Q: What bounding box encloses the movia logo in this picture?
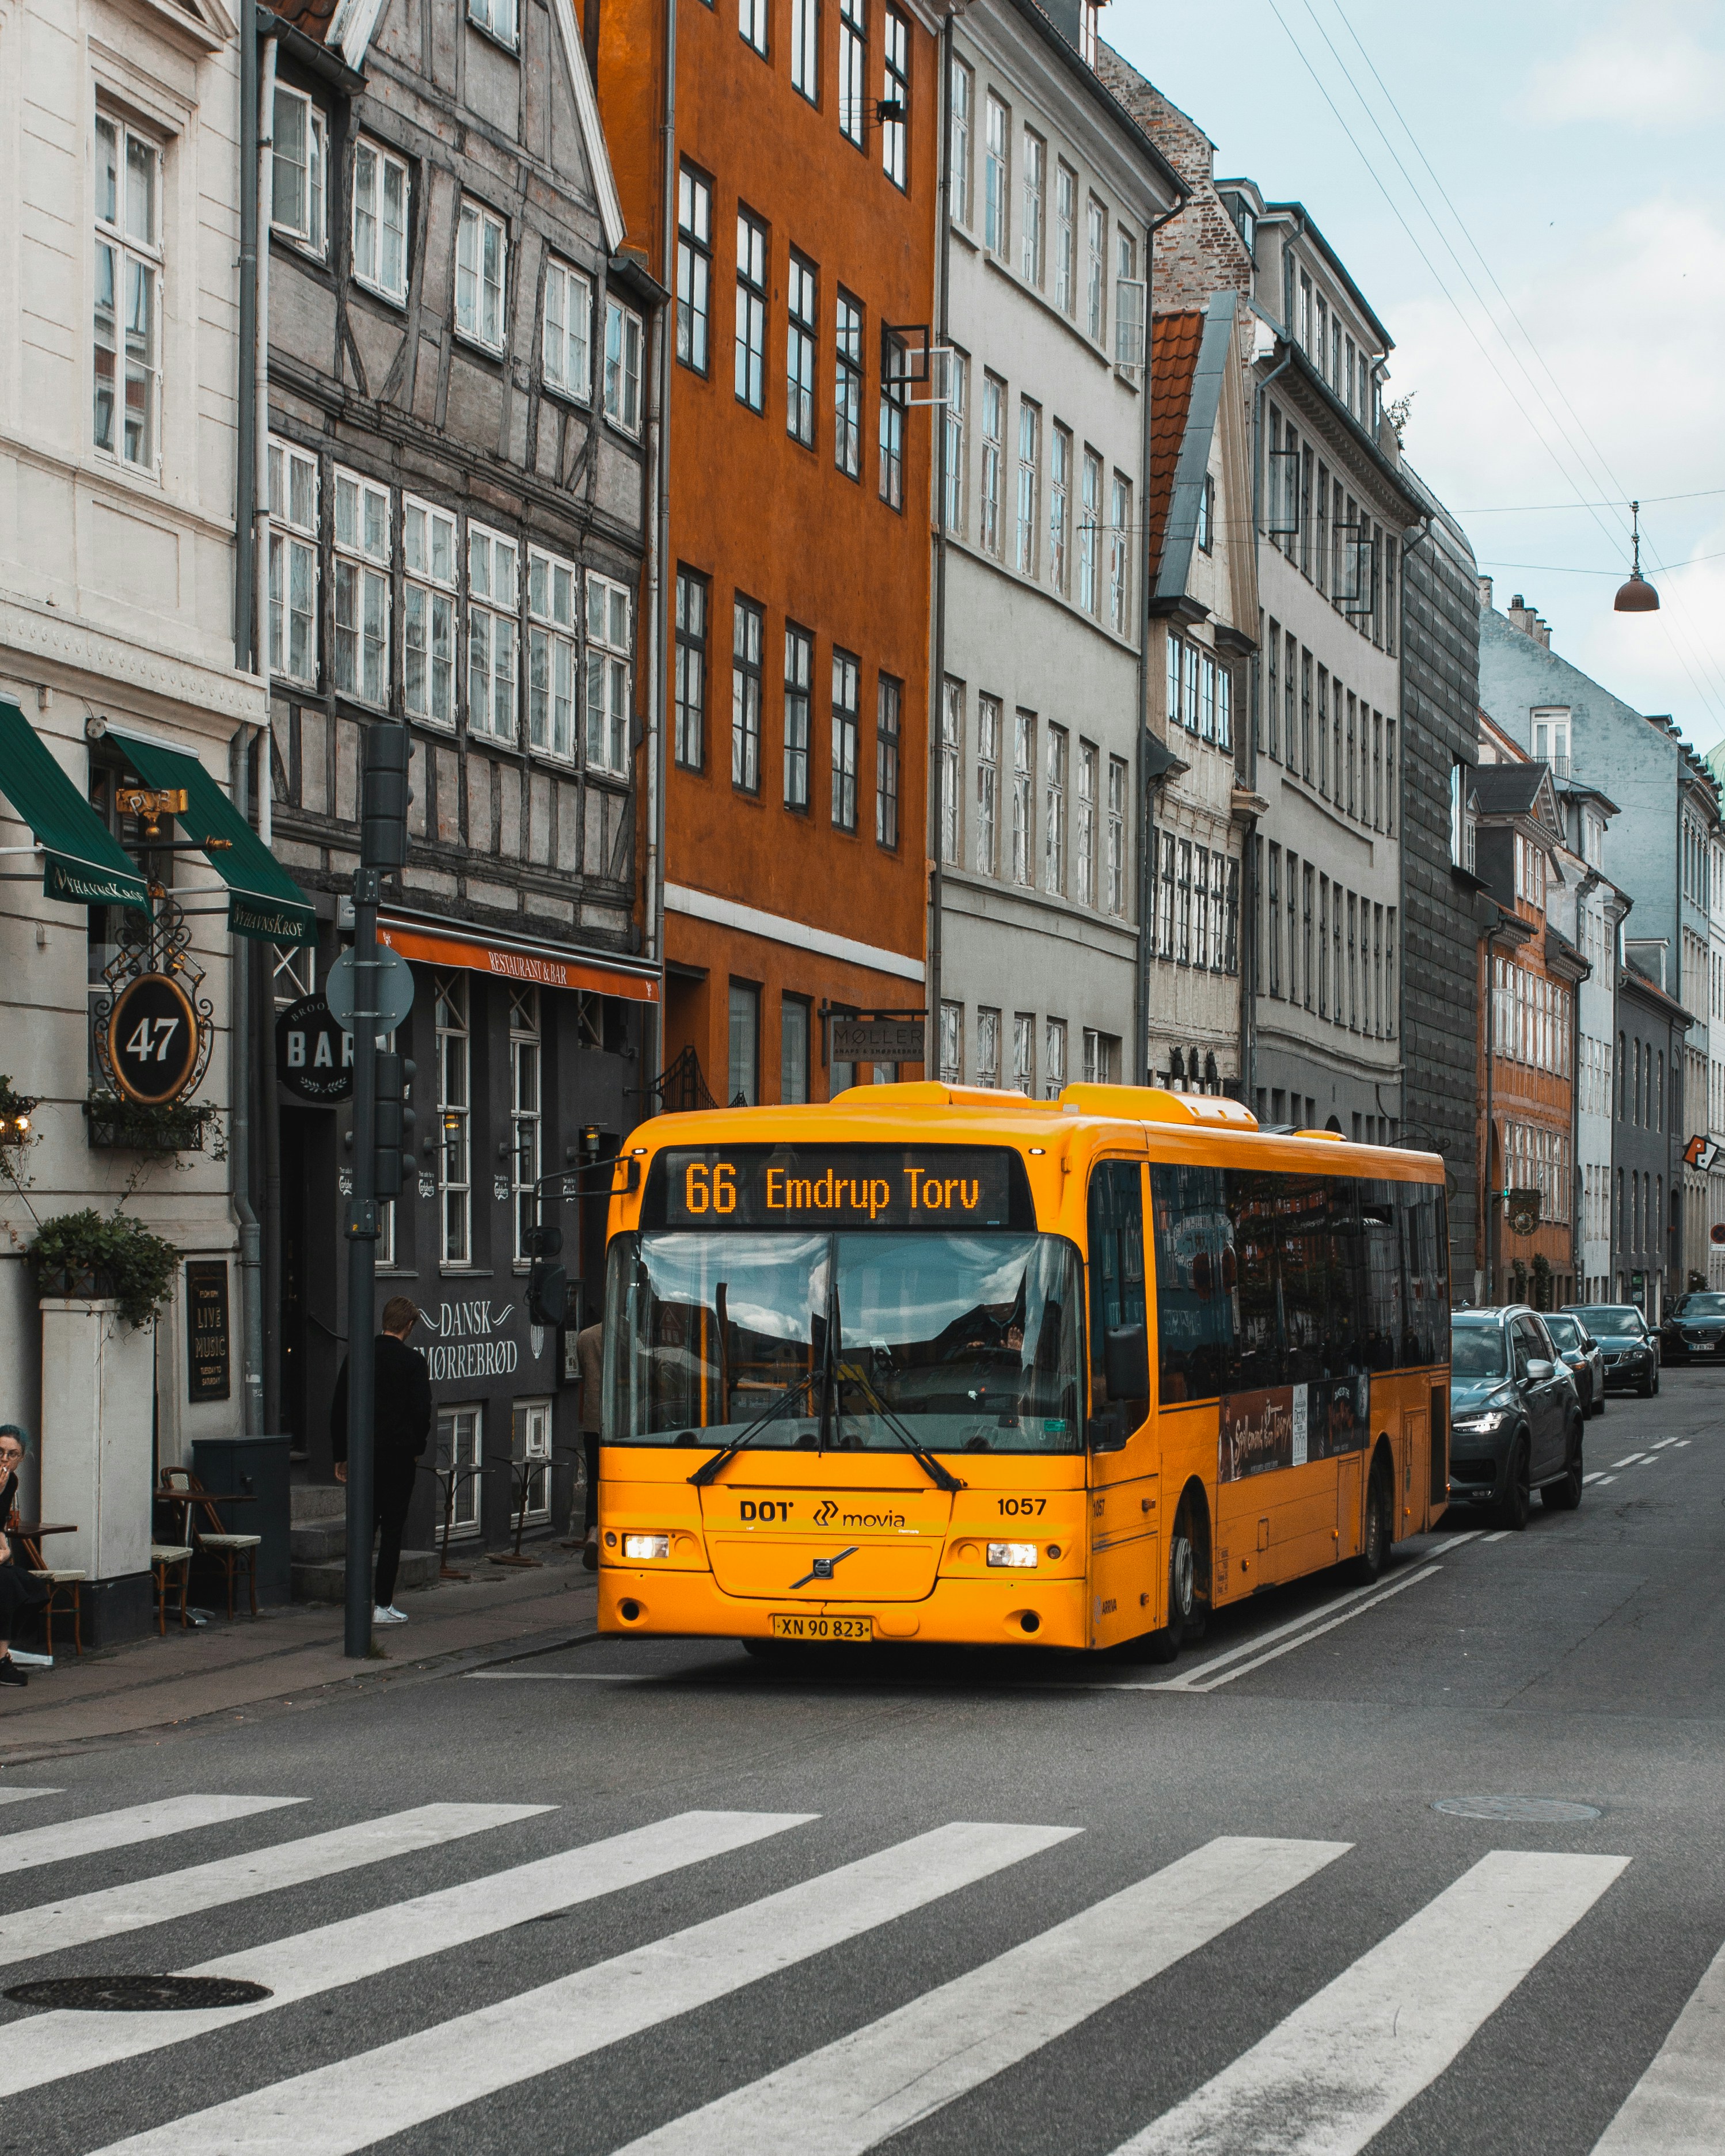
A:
[814,1500,838,1525]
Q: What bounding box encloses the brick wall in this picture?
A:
[1096,47,1252,310]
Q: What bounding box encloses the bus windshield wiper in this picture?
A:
[687,1367,820,1486]
[834,1358,964,1493]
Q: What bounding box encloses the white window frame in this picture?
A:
[980,372,1004,557]
[439,1405,484,1534]
[1110,473,1132,634]
[436,974,472,1269]
[949,60,972,227]
[1013,1012,1035,1095]
[605,295,644,434]
[943,347,968,536]
[1043,721,1066,896]
[940,678,963,865]
[984,96,1009,259]
[1048,421,1070,594]
[542,256,592,403]
[1016,396,1040,577]
[1021,128,1045,287]
[977,1006,1001,1088]
[1079,447,1101,615]
[1054,161,1077,317]
[351,138,409,303]
[469,0,520,52]
[1044,1017,1066,1101]
[467,521,520,743]
[268,436,319,687]
[271,85,326,256]
[455,199,508,353]
[1086,195,1107,346]
[527,545,580,762]
[586,571,633,777]
[332,466,392,708]
[404,495,458,727]
[1077,739,1096,907]
[93,111,164,473]
[1107,755,1127,917]
[1012,708,1034,888]
[976,693,1000,877]
[512,1398,553,1525]
[510,986,541,1266]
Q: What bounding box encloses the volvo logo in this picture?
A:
[789,1545,859,1589]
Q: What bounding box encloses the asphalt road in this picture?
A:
[5,1370,1723,2156]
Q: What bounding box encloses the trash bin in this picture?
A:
[190,1434,292,1606]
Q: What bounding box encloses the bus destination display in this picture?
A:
[652,1146,1023,1229]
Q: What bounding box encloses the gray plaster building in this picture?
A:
[254,0,661,1550]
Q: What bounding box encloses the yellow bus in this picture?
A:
[596,1081,1450,1660]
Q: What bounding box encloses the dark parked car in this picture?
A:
[1541,1310,1605,1417]
[1659,1290,1725,1364]
[1563,1303,1660,1397]
[1449,1306,1585,1528]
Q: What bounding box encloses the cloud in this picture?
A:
[1525,7,1725,127]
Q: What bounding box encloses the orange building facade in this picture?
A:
[598,0,941,1105]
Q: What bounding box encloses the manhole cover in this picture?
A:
[2,1975,272,2012]
[1433,1796,1602,1823]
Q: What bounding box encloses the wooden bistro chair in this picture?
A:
[159,1467,261,1619]
[18,1531,85,1659]
[150,1541,193,1634]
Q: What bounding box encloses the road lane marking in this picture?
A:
[464,1671,653,1682]
[1595,1475,1618,1486]
[1651,1438,1682,1450]
[1139,1565,1443,1694]
[8,1809,814,2098]
[1584,1473,1606,1485]
[1481,1531,1510,1542]
[0,1785,60,1807]
[1612,1454,1646,1468]
[91,1821,1080,2156]
[0,1803,550,1968]
[1427,1531,1484,1557]
[1591,1934,1725,2155]
[612,1836,1350,2156]
[2,1795,301,1879]
[1111,1850,1628,2156]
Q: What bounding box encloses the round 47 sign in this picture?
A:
[107,974,200,1106]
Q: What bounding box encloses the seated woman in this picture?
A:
[0,1424,49,1689]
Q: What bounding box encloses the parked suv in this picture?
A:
[1564,1303,1660,1397]
[1659,1290,1725,1364]
[1541,1310,1605,1417]
[1449,1306,1585,1528]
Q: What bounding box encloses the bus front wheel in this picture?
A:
[1347,1459,1394,1585]
[1145,1507,1198,1663]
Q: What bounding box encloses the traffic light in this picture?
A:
[527,1259,568,1327]
[361,723,411,869]
[374,1054,416,1195]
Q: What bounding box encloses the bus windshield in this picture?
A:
[606,1229,1084,1454]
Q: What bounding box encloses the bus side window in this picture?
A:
[1149,1162,1232,1402]
[1087,1162,1148,1443]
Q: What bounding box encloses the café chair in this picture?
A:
[150,1542,194,1634]
[159,1467,261,1619]
[20,1531,85,1659]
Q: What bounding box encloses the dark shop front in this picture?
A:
[274,910,656,1556]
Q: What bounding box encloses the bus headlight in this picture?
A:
[623,1533,671,1561]
[987,1541,1038,1568]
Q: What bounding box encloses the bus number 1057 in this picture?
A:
[997,1498,1046,1516]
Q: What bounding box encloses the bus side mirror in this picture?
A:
[1104,1324,1150,1403]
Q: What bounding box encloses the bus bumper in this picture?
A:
[599,1567,1092,1651]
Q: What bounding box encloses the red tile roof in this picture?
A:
[263,0,341,44]
[1148,309,1204,582]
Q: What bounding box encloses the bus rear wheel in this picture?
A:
[1347,1459,1393,1585]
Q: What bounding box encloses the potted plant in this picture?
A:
[29,1209,180,1329]
[83,1091,216,1155]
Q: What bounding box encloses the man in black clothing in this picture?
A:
[331,1296,432,1625]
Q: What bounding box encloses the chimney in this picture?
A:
[1507,593,1551,649]
[1476,573,1493,613]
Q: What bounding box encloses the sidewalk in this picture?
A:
[0,1545,599,1765]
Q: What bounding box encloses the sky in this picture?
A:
[1107,0,1725,760]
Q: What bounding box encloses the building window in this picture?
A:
[876,676,901,848]
[1158,831,1176,955]
[539,258,592,403]
[1079,449,1101,615]
[455,200,508,352]
[786,253,818,447]
[587,573,633,775]
[332,468,390,706]
[735,210,767,412]
[740,0,769,57]
[94,113,163,468]
[1200,651,1216,743]
[784,623,811,808]
[984,96,1009,257]
[1192,845,1209,969]
[267,438,319,686]
[976,693,1000,876]
[835,290,863,478]
[1013,1013,1035,1095]
[435,974,471,1267]
[508,987,541,1263]
[939,1001,962,1085]
[1048,422,1071,594]
[839,0,867,147]
[1021,130,1045,286]
[1268,845,1282,995]
[731,596,763,793]
[438,1405,483,1533]
[352,139,409,302]
[979,374,1005,556]
[1053,161,1077,317]
[940,678,963,864]
[944,348,968,534]
[1109,474,1132,634]
[674,568,708,770]
[782,995,811,1102]
[1533,706,1571,774]
[1083,1029,1117,1085]
[1012,709,1035,887]
[791,0,819,101]
[1218,664,1233,750]
[1115,227,1143,372]
[1196,471,1214,553]
[676,165,712,374]
[1044,1017,1067,1100]
[879,331,906,508]
[1042,723,1067,896]
[1086,195,1107,345]
[469,0,519,48]
[271,87,325,255]
[882,9,909,189]
[831,649,860,829]
[976,1007,1001,1088]
[950,61,972,226]
[1076,740,1096,907]
[526,547,579,761]
[605,298,643,432]
[404,497,456,725]
[728,982,759,1105]
[512,1398,552,1526]
[1108,756,1127,917]
[467,524,519,742]
[1016,399,1040,576]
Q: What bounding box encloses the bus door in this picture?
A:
[1086,1159,1160,1649]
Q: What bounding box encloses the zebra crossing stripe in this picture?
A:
[0,1785,60,1807]
[1110,1850,1628,2156]
[3,1794,301,1878]
[13,1808,813,2102]
[91,1820,1078,2156]
[614,1835,1350,2156]
[1591,1936,1725,2155]
[0,1802,550,1968]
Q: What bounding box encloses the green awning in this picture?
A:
[117,734,316,946]
[0,700,151,911]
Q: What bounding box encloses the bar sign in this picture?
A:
[185,1259,231,1404]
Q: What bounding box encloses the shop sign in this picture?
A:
[107,973,202,1106]
[1507,1188,1541,1237]
[830,1016,925,1063]
[423,1296,552,1384]
[184,1259,231,1403]
[275,995,353,1103]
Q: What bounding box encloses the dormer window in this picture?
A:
[1533,708,1570,777]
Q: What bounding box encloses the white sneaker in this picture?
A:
[373,1604,407,1626]
[385,1604,409,1624]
